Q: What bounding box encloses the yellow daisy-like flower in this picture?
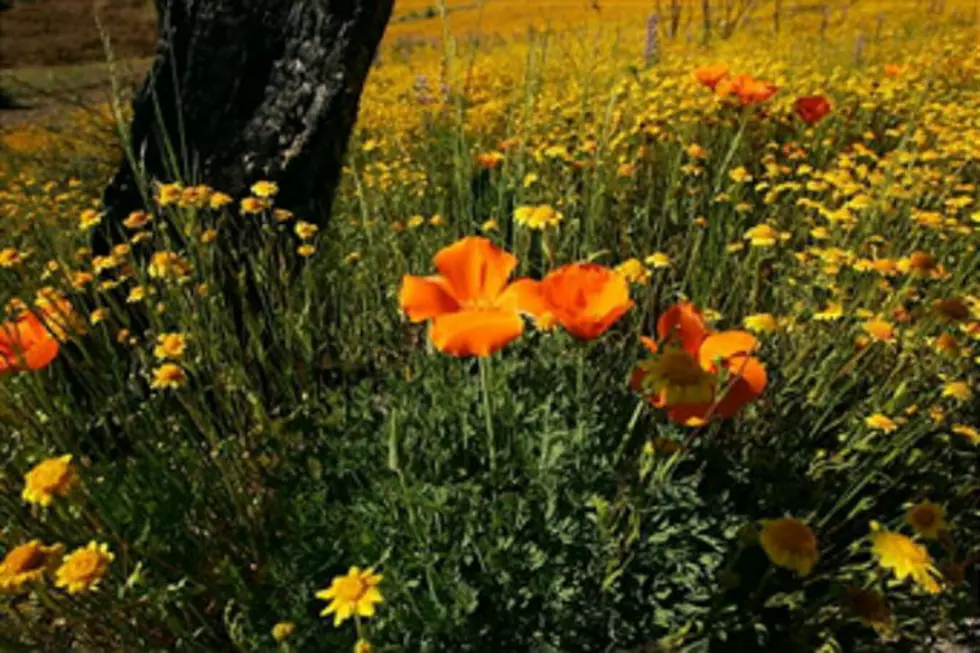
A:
[942,380,972,402]
[241,197,272,214]
[845,587,891,632]
[209,192,234,210]
[22,455,76,507]
[54,542,114,594]
[743,313,778,333]
[79,209,102,231]
[813,302,843,321]
[615,258,651,284]
[869,524,942,594]
[933,298,970,322]
[728,167,753,183]
[864,413,897,433]
[951,424,979,445]
[315,566,383,627]
[743,223,789,247]
[759,517,820,577]
[636,345,716,407]
[354,640,374,653]
[123,211,152,230]
[0,248,26,268]
[297,244,317,258]
[294,221,319,240]
[906,502,946,540]
[406,215,425,229]
[156,183,183,206]
[250,180,279,198]
[273,208,294,223]
[644,252,672,269]
[90,308,110,325]
[271,621,295,642]
[862,319,895,343]
[513,204,563,230]
[148,251,191,282]
[153,333,187,360]
[0,540,65,594]
[126,286,146,304]
[151,363,187,390]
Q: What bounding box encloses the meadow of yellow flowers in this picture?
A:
[0,0,978,651]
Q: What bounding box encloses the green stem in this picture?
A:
[478,358,496,473]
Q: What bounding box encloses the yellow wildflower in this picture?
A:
[251,180,279,197]
[865,413,897,433]
[151,363,187,390]
[153,333,187,360]
[55,542,113,594]
[22,455,76,507]
[906,502,946,540]
[759,517,819,577]
[0,540,64,594]
[869,524,942,594]
[315,567,384,627]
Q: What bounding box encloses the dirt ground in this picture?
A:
[0,0,157,69]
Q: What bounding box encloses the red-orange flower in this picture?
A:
[794,95,832,124]
[694,64,730,90]
[0,310,62,375]
[716,74,778,106]
[534,263,634,340]
[883,64,902,77]
[398,237,540,357]
[631,303,766,425]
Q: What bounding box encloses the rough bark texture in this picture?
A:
[97,0,394,252]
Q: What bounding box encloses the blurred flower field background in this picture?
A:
[1,0,979,651]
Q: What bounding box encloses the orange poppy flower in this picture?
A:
[631,303,766,425]
[0,312,61,374]
[716,74,778,106]
[534,263,634,340]
[398,237,540,357]
[694,64,730,90]
[794,95,832,124]
[883,64,902,77]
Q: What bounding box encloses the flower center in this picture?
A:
[334,576,367,602]
[7,547,45,573]
[660,349,706,384]
[67,553,100,578]
[913,509,935,527]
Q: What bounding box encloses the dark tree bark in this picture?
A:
[96,0,394,253]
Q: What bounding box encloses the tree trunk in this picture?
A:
[96,0,394,253]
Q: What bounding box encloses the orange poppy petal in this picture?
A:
[666,402,714,426]
[428,309,523,357]
[639,336,658,354]
[497,278,546,317]
[562,300,634,340]
[23,336,60,371]
[656,302,709,355]
[433,237,517,303]
[399,275,460,322]
[0,315,60,372]
[715,355,767,418]
[698,330,759,370]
